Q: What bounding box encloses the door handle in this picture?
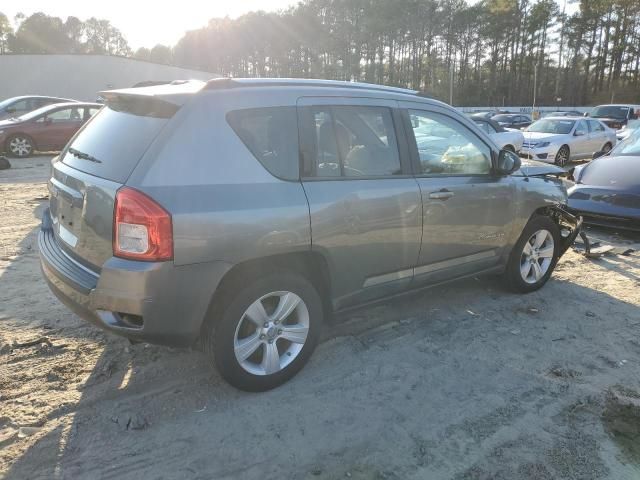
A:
[429,189,454,200]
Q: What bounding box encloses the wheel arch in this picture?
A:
[204,251,334,327]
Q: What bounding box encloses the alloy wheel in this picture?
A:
[8,136,32,157]
[520,229,555,284]
[555,146,569,167]
[233,291,310,376]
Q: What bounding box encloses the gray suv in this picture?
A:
[39,79,581,391]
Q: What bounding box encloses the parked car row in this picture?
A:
[0,95,101,157]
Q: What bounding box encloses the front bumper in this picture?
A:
[39,209,232,347]
[550,205,583,256]
[519,144,560,163]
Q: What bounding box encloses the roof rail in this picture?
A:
[204,77,419,95]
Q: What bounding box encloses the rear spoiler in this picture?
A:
[99,79,207,111]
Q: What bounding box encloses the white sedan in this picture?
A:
[470,116,524,152]
[520,117,616,166]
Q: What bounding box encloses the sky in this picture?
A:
[4,0,579,51]
[2,0,299,49]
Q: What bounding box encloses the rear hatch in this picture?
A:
[48,90,187,270]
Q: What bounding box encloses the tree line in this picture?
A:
[2,1,640,107]
[0,12,130,57]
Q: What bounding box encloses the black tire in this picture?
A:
[503,144,515,152]
[504,215,561,293]
[554,145,570,167]
[203,271,323,392]
[602,142,612,154]
[6,134,34,158]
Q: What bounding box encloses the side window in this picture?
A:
[474,121,490,134]
[10,99,29,113]
[303,105,402,177]
[409,110,492,175]
[46,107,83,122]
[226,107,299,180]
[476,121,497,135]
[88,108,101,118]
[575,120,587,135]
[589,120,604,132]
[33,99,51,109]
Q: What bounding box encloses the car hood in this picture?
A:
[0,118,23,129]
[514,158,565,177]
[523,132,566,142]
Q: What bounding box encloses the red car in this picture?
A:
[0,102,101,157]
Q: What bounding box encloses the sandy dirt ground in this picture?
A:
[2,156,640,480]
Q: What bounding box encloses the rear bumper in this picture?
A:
[39,210,232,347]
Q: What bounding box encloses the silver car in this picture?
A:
[39,79,581,391]
[520,116,616,166]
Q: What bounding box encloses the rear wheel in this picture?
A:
[504,216,560,293]
[6,135,34,158]
[602,142,612,154]
[503,144,515,152]
[554,145,570,167]
[203,271,323,391]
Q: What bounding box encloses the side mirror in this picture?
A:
[496,149,521,175]
[583,112,589,117]
[574,130,585,136]
[592,150,607,159]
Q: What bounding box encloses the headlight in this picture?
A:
[536,141,551,148]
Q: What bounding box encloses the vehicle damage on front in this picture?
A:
[514,158,583,256]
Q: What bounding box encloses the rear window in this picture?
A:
[61,99,175,183]
[226,107,299,180]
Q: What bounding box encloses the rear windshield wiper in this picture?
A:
[68,147,102,164]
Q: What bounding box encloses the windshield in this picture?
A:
[527,119,575,134]
[0,97,21,110]
[590,105,629,119]
[611,129,640,156]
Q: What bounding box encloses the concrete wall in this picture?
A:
[0,54,219,101]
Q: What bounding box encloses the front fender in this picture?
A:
[509,176,581,257]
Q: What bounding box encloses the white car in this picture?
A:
[471,117,524,152]
[520,117,616,166]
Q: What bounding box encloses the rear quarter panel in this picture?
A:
[127,90,312,267]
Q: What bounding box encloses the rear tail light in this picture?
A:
[113,187,173,261]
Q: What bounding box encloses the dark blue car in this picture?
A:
[568,130,640,230]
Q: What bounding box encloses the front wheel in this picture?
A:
[602,142,612,154]
[554,145,570,167]
[6,134,34,158]
[504,216,560,293]
[203,271,323,391]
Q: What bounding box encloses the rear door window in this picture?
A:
[226,107,299,180]
[46,107,83,122]
[61,99,175,183]
[301,105,402,177]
